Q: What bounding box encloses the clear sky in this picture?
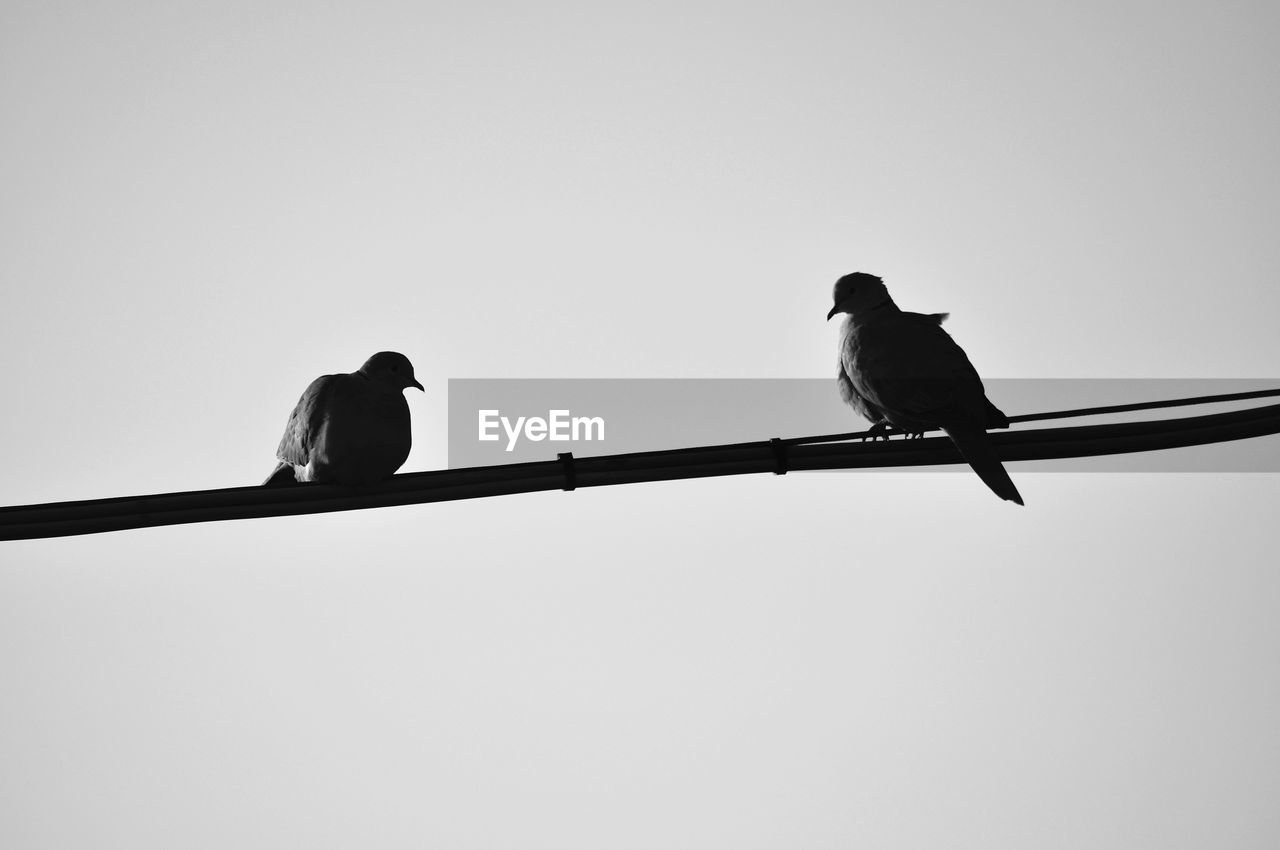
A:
[3,2,1280,847]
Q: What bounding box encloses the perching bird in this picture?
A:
[828,272,1023,505]
[263,351,424,486]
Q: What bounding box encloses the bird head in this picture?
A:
[827,272,892,320]
[360,351,425,392]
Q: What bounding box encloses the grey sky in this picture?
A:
[3,2,1279,847]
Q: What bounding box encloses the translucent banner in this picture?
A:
[447,379,1280,472]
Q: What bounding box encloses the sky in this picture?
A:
[3,1,1280,847]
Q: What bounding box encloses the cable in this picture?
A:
[787,387,1280,446]
[3,393,1279,541]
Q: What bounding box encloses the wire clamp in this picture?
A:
[557,452,577,491]
[770,438,788,475]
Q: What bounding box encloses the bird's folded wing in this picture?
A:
[275,374,337,465]
[904,311,949,325]
[855,318,986,420]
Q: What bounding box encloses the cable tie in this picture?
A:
[557,452,577,491]
[770,438,788,475]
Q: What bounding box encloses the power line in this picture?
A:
[3,393,1279,541]
[788,387,1280,445]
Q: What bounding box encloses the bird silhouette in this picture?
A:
[828,272,1023,505]
[263,351,424,486]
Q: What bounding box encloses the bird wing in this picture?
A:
[983,396,1010,429]
[849,313,987,426]
[904,311,950,325]
[275,374,338,466]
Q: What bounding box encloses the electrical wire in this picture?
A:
[3,391,1279,541]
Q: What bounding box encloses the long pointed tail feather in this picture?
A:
[941,423,1024,505]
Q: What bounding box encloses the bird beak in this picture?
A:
[411,379,425,392]
[826,305,839,321]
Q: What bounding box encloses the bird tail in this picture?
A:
[262,462,300,487]
[941,423,1024,505]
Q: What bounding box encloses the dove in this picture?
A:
[828,272,1023,505]
[263,351,424,486]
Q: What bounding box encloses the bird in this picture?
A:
[263,351,424,486]
[828,272,1023,505]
